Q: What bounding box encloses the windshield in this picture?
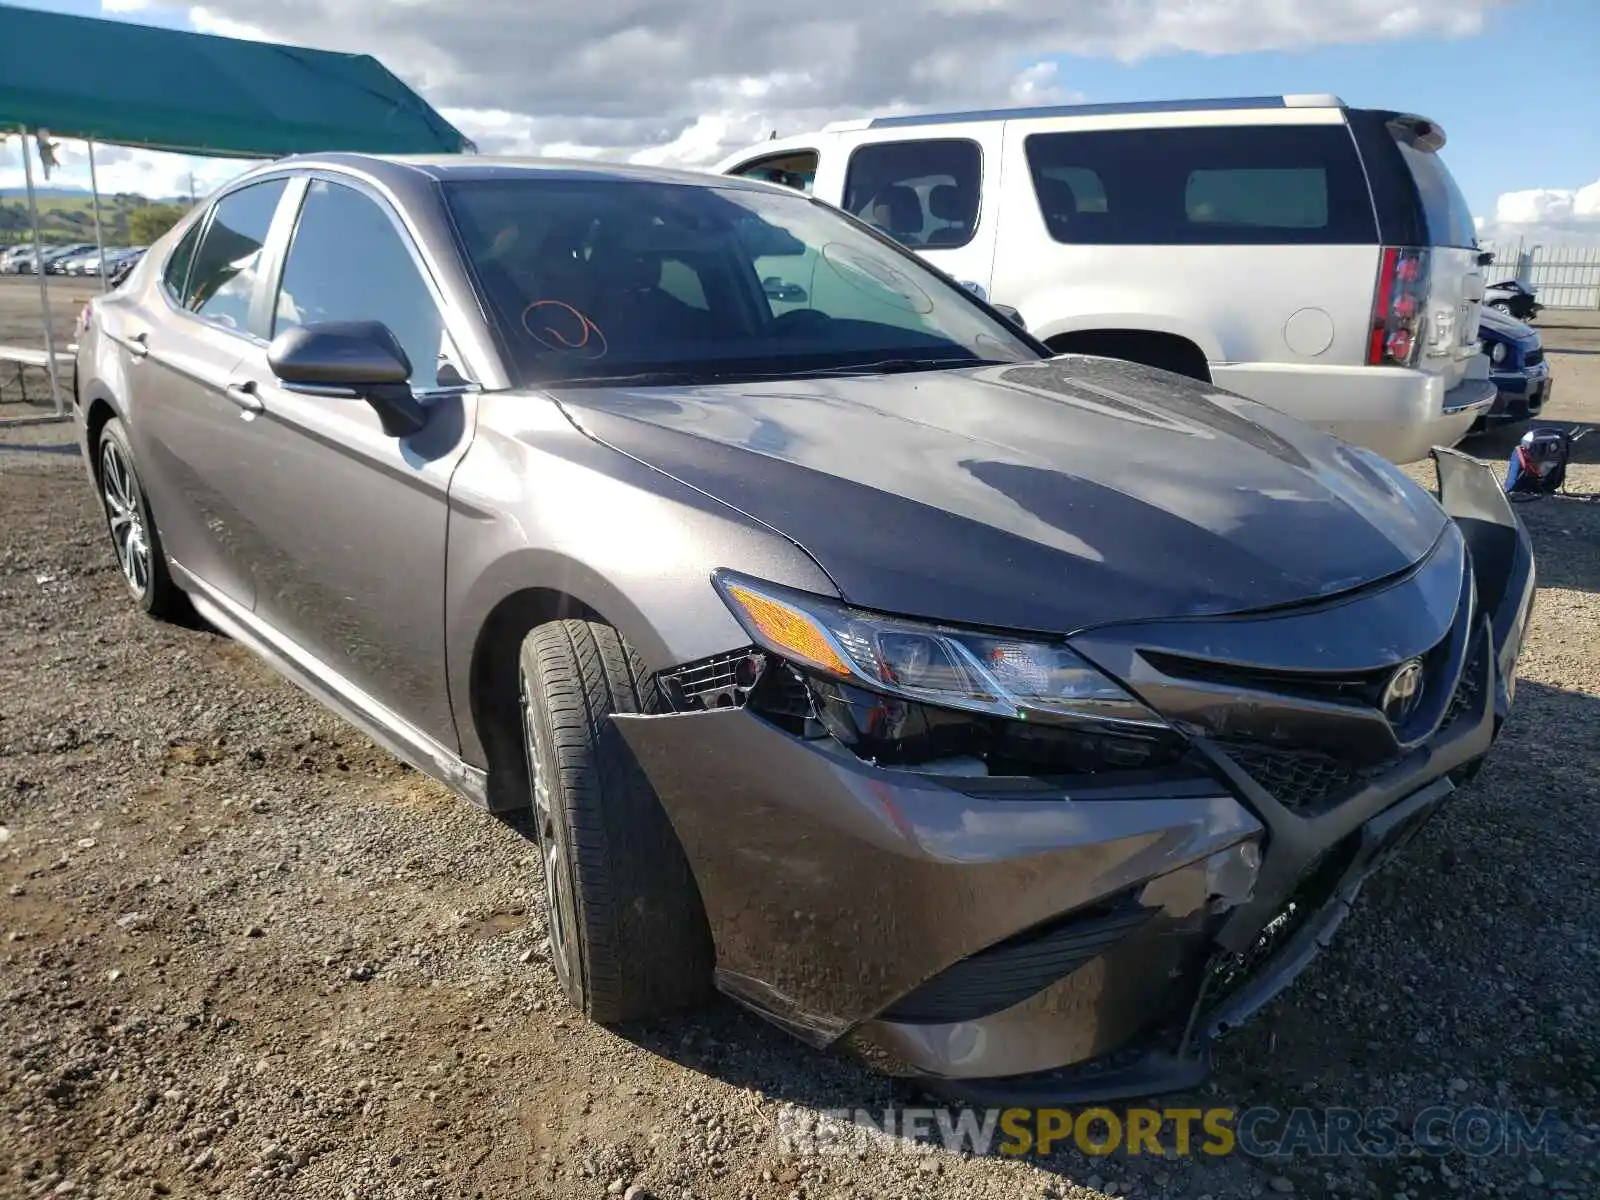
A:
[442,177,1042,386]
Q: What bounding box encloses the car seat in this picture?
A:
[925,182,978,247]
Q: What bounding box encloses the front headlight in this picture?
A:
[713,570,1165,729]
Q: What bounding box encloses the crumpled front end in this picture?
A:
[614,452,1534,1102]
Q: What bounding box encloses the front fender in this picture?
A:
[444,397,839,766]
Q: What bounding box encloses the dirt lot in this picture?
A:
[2,276,1597,1199]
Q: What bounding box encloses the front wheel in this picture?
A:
[517,619,714,1023]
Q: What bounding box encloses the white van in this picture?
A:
[715,95,1495,463]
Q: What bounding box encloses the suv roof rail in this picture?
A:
[822,93,1346,132]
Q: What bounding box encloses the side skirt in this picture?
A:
[170,561,490,808]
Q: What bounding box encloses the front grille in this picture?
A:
[1524,348,1544,368]
[1142,652,1392,709]
[659,649,766,712]
[1216,742,1376,814]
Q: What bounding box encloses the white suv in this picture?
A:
[715,95,1495,463]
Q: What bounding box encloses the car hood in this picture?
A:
[1477,304,1538,346]
[551,356,1449,634]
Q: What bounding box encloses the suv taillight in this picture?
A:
[1368,247,1430,367]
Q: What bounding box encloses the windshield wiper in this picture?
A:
[537,370,715,388]
[785,357,1003,378]
[537,358,1004,389]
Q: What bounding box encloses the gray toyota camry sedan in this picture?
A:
[73,154,1536,1102]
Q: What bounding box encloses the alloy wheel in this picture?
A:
[99,437,151,598]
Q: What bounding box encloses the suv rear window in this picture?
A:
[1023,125,1377,246]
[1393,140,1477,249]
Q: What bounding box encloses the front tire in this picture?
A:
[96,417,183,619]
[517,619,714,1023]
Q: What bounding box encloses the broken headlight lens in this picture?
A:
[713,570,1165,729]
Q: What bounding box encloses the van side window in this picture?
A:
[727,150,818,195]
[842,139,982,249]
[1024,126,1377,246]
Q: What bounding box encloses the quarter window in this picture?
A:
[841,139,982,250]
[273,180,449,391]
[185,178,288,333]
[161,220,201,306]
[726,150,819,195]
[1023,126,1377,245]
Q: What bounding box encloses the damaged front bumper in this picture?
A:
[614,451,1535,1102]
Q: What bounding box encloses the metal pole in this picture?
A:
[19,125,64,415]
[87,135,108,291]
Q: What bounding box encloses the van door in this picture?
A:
[831,125,1003,298]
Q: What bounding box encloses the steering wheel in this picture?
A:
[770,308,832,337]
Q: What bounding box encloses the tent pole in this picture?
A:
[88,136,108,292]
[18,125,64,415]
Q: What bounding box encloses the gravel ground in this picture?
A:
[2,281,1598,1199]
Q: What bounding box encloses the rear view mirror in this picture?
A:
[267,320,427,439]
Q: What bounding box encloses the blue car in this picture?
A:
[1473,305,1551,431]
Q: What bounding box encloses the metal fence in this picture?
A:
[1478,240,1600,309]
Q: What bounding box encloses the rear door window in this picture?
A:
[185,178,288,334]
[842,139,982,249]
[1023,125,1377,245]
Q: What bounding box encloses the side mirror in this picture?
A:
[993,303,1026,332]
[267,320,428,439]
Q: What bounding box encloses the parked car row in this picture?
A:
[58,245,147,276]
[1473,304,1550,431]
[0,242,146,275]
[73,142,1535,1103]
[716,94,1500,464]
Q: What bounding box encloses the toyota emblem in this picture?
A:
[1381,659,1425,725]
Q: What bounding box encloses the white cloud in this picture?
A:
[23,0,1508,214]
[1477,178,1600,249]
[154,0,1506,166]
[1494,181,1600,226]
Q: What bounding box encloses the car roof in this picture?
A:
[820,93,1347,132]
[251,152,766,194]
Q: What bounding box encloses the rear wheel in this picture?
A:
[517,619,714,1023]
[96,417,183,619]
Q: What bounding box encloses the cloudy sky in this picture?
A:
[2,0,1597,248]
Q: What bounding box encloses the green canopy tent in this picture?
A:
[0,4,473,415]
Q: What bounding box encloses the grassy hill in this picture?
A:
[0,189,194,248]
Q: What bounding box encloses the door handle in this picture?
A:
[223,379,264,415]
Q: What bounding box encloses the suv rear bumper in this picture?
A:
[1213,360,1497,464]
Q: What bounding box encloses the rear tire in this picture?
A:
[96,417,183,620]
[517,619,714,1023]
